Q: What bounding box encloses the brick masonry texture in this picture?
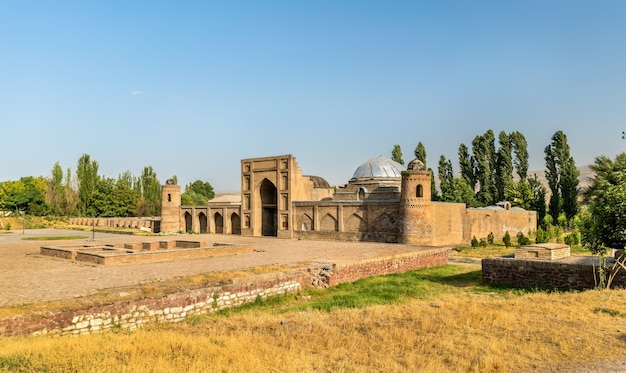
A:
[482,256,626,289]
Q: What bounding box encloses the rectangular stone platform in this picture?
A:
[515,243,570,260]
[41,240,252,265]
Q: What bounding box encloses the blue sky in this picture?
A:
[2,1,626,192]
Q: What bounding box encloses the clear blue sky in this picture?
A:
[2,1,626,192]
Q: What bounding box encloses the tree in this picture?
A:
[437,155,454,200]
[510,131,529,181]
[88,177,135,217]
[437,155,475,205]
[544,131,579,222]
[76,154,99,216]
[182,180,215,205]
[472,130,497,206]
[581,184,626,255]
[528,174,547,225]
[495,131,513,202]
[458,143,476,192]
[47,161,65,215]
[582,153,626,203]
[136,166,161,216]
[414,142,427,167]
[0,177,49,216]
[391,144,404,165]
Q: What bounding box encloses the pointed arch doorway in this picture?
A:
[260,178,277,236]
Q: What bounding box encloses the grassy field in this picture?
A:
[1,265,625,372]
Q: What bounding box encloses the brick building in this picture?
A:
[163,154,536,246]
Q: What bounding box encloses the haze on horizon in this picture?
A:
[2,1,625,192]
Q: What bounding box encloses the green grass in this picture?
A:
[454,242,592,258]
[219,265,484,316]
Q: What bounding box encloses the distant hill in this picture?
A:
[529,165,593,194]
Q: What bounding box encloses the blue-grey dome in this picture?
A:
[352,157,406,179]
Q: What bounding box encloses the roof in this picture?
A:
[351,157,406,179]
[305,175,331,188]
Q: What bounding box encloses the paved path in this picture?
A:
[0,229,442,307]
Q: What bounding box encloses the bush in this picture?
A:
[503,232,511,248]
[535,227,548,244]
[564,230,580,246]
[487,232,494,244]
[517,232,531,246]
[479,238,487,247]
[471,236,479,247]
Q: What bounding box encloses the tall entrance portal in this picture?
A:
[260,179,277,236]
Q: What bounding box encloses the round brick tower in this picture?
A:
[160,179,181,233]
[400,159,433,245]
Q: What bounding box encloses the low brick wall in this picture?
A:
[0,272,309,337]
[327,249,448,286]
[482,256,626,289]
[0,248,448,338]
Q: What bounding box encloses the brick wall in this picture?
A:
[327,249,448,286]
[482,257,626,289]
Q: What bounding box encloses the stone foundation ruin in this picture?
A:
[482,244,626,289]
[40,240,252,265]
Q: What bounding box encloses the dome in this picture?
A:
[351,157,406,179]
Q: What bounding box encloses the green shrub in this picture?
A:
[535,227,548,244]
[487,232,494,244]
[479,238,487,248]
[564,230,580,246]
[503,232,511,248]
[471,236,479,247]
[517,232,531,246]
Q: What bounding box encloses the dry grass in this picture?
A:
[1,266,626,372]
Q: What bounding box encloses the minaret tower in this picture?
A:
[400,159,433,245]
[160,179,181,233]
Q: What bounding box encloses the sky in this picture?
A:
[2,1,626,192]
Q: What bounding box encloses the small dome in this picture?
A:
[407,159,425,171]
[352,157,406,179]
[305,175,331,188]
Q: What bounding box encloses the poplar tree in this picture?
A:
[137,166,161,216]
[391,145,404,165]
[438,155,453,200]
[544,130,579,222]
[458,143,476,191]
[495,131,513,202]
[76,153,99,216]
[414,142,427,167]
[472,130,497,206]
[510,131,529,181]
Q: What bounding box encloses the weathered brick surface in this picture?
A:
[482,257,626,289]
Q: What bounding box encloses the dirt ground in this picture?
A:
[0,229,433,307]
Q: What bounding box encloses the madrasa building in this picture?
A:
[160,154,536,246]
